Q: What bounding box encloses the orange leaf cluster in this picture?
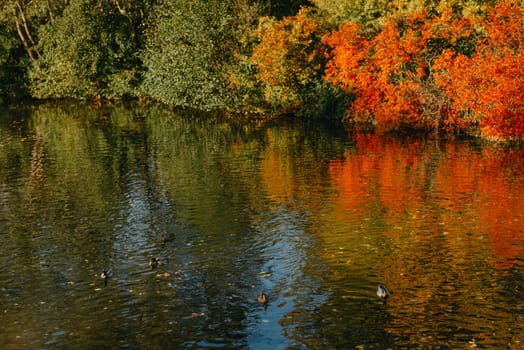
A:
[434,2,524,140]
[323,1,524,140]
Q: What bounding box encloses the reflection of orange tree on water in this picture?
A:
[433,144,524,269]
[476,148,524,269]
[327,134,524,268]
[258,127,328,212]
[324,134,523,346]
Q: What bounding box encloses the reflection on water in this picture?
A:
[0,102,523,349]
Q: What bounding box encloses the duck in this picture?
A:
[257,292,269,309]
[160,233,176,243]
[376,284,390,302]
[101,269,113,286]
[149,256,169,268]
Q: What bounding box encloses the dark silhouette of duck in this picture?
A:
[101,269,113,286]
[257,292,269,309]
[149,256,169,268]
[376,284,390,303]
[160,233,176,243]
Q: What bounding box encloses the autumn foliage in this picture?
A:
[3,0,523,141]
[434,2,524,140]
[323,1,524,141]
[251,7,325,113]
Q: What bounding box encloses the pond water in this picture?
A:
[0,102,523,349]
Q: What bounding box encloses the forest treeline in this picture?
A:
[0,0,523,140]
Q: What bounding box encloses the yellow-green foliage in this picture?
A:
[311,0,491,27]
[251,8,326,112]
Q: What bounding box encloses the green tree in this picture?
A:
[141,0,262,111]
[0,0,69,101]
[28,0,145,99]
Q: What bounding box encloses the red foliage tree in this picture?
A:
[324,2,524,141]
[324,10,476,131]
[434,2,524,140]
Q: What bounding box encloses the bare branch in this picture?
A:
[12,6,36,62]
[16,0,36,46]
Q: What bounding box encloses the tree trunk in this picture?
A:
[13,9,36,62]
[12,1,38,62]
[16,1,36,46]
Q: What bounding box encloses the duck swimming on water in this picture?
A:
[149,256,169,268]
[160,233,176,243]
[376,284,390,302]
[101,269,113,286]
[257,292,269,309]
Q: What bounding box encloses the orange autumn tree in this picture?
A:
[322,22,374,121]
[324,9,478,131]
[250,7,326,114]
[434,1,524,141]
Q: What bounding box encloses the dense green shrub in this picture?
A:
[141,0,263,111]
[28,0,141,99]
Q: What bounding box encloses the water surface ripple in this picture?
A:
[0,103,522,349]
